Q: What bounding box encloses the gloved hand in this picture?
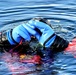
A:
[22,18,56,48]
[6,24,38,45]
[6,25,31,45]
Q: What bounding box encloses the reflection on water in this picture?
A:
[0,0,76,75]
[0,52,53,75]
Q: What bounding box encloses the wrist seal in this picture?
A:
[50,35,69,52]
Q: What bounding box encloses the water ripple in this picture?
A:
[0,3,76,27]
[0,0,76,75]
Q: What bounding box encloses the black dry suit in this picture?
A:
[0,31,14,52]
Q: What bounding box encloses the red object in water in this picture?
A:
[65,38,76,57]
[65,38,76,51]
[20,55,42,64]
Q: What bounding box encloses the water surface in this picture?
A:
[0,0,76,75]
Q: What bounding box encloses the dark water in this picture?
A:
[0,0,76,75]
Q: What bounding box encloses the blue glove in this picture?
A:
[6,25,32,45]
[22,18,56,48]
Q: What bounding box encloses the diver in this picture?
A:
[0,17,71,64]
[0,17,69,52]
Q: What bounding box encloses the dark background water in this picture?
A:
[0,0,76,75]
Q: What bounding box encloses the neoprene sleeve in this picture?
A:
[50,35,69,52]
